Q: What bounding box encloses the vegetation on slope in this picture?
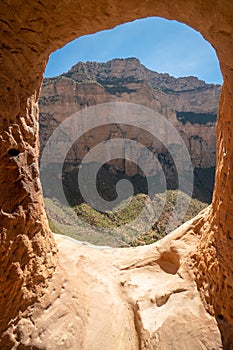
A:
[45,190,208,247]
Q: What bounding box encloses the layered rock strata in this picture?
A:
[39,59,220,203]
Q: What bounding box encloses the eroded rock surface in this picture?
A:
[1,0,233,348]
[2,220,222,349]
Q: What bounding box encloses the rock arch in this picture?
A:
[0,0,233,348]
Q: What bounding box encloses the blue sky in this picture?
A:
[45,17,222,85]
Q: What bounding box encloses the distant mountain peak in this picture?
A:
[40,57,220,204]
[57,57,219,94]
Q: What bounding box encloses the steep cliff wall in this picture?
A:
[39,58,220,202]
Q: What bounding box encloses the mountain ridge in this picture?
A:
[39,57,220,203]
[45,57,221,92]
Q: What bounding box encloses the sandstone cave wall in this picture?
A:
[1,0,233,345]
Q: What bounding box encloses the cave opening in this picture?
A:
[1,1,233,348]
[40,16,222,248]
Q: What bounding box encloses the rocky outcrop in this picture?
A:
[2,221,222,349]
[1,0,233,349]
[39,58,219,168]
[39,59,220,203]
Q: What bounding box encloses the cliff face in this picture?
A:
[39,58,220,202]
